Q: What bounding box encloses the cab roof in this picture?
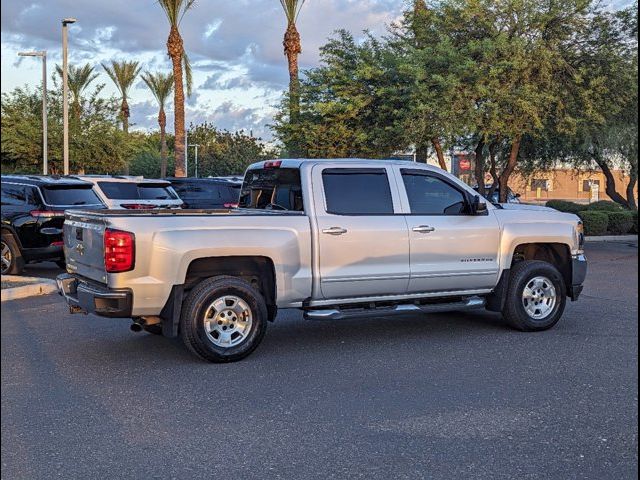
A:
[246,158,445,173]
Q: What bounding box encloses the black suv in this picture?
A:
[1,175,104,275]
[167,177,242,209]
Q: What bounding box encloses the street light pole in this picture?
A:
[18,51,48,175]
[62,18,76,175]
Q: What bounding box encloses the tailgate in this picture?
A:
[63,212,107,283]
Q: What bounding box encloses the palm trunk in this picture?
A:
[474,136,486,196]
[284,22,302,157]
[121,97,130,134]
[159,108,168,178]
[498,135,522,203]
[168,26,186,177]
[431,138,447,171]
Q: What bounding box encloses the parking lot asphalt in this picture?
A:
[2,241,638,479]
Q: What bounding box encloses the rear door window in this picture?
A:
[239,168,303,211]
[41,186,102,206]
[322,169,393,215]
[1,184,28,206]
[97,182,177,200]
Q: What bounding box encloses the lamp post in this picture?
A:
[18,51,47,175]
[62,17,76,175]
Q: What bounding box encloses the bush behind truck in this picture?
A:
[547,200,637,236]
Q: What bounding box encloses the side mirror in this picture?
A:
[470,194,488,215]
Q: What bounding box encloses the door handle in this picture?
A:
[322,227,348,235]
[412,225,435,233]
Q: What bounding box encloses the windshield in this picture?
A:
[238,168,303,211]
[41,186,102,206]
[97,182,178,200]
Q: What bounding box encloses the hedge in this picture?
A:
[607,211,635,235]
[545,200,583,214]
[578,211,609,236]
[585,200,624,212]
[632,211,639,234]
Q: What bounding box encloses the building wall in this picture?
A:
[509,169,637,204]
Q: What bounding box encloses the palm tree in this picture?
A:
[158,0,195,177]
[142,71,174,177]
[279,0,305,156]
[55,63,99,119]
[101,60,142,134]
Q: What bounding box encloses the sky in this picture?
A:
[1,0,403,140]
[1,0,632,141]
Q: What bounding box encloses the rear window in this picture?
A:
[173,182,240,202]
[239,168,303,211]
[322,169,393,215]
[97,182,178,200]
[41,186,102,206]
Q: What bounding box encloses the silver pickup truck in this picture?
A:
[57,159,587,362]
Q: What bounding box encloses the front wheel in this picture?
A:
[502,260,567,331]
[180,276,268,362]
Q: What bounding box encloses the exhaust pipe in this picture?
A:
[130,323,143,333]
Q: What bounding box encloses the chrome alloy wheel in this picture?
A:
[203,295,253,347]
[1,240,12,275]
[522,276,557,320]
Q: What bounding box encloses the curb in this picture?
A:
[1,276,58,302]
[585,235,638,243]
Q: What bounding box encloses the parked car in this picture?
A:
[1,175,104,275]
[167,177,241,209]
[474,185,521,204]
[71,175,183,209]
[57,159,587,363]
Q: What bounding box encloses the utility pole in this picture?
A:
[62,18,76,175]
[18,51,47,175]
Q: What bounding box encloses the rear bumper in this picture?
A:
[570,254,588,301]
[56,273,132,317]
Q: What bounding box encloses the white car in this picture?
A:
[71,176,183,210]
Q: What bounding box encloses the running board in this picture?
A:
[303,296,486,321]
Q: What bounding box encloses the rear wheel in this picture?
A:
[502,260,566,331]
[1,234,24,275]
[180,276,268,362]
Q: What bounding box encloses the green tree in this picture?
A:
[158,0,195,177]
[185,122,273,177]
[1,83,128,174]
[55,63,100,119]
[141,71,174,177]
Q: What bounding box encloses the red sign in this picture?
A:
[459,158,471,171]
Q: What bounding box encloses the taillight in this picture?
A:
[264,160,282,168]
[51,241,64,247]
[104,229,135,273]
[121,204,154,210]
[31,210,65,218]
[223,203,239,208]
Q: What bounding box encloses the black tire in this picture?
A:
[180,276,268,362]
[1,234,24,275]
[502,260,567,331]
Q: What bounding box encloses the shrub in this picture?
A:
[546,200,583,214]
[607,211,634,235]
[631,211,638,234]
[578,211,609,236]
[585,200,624,212]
